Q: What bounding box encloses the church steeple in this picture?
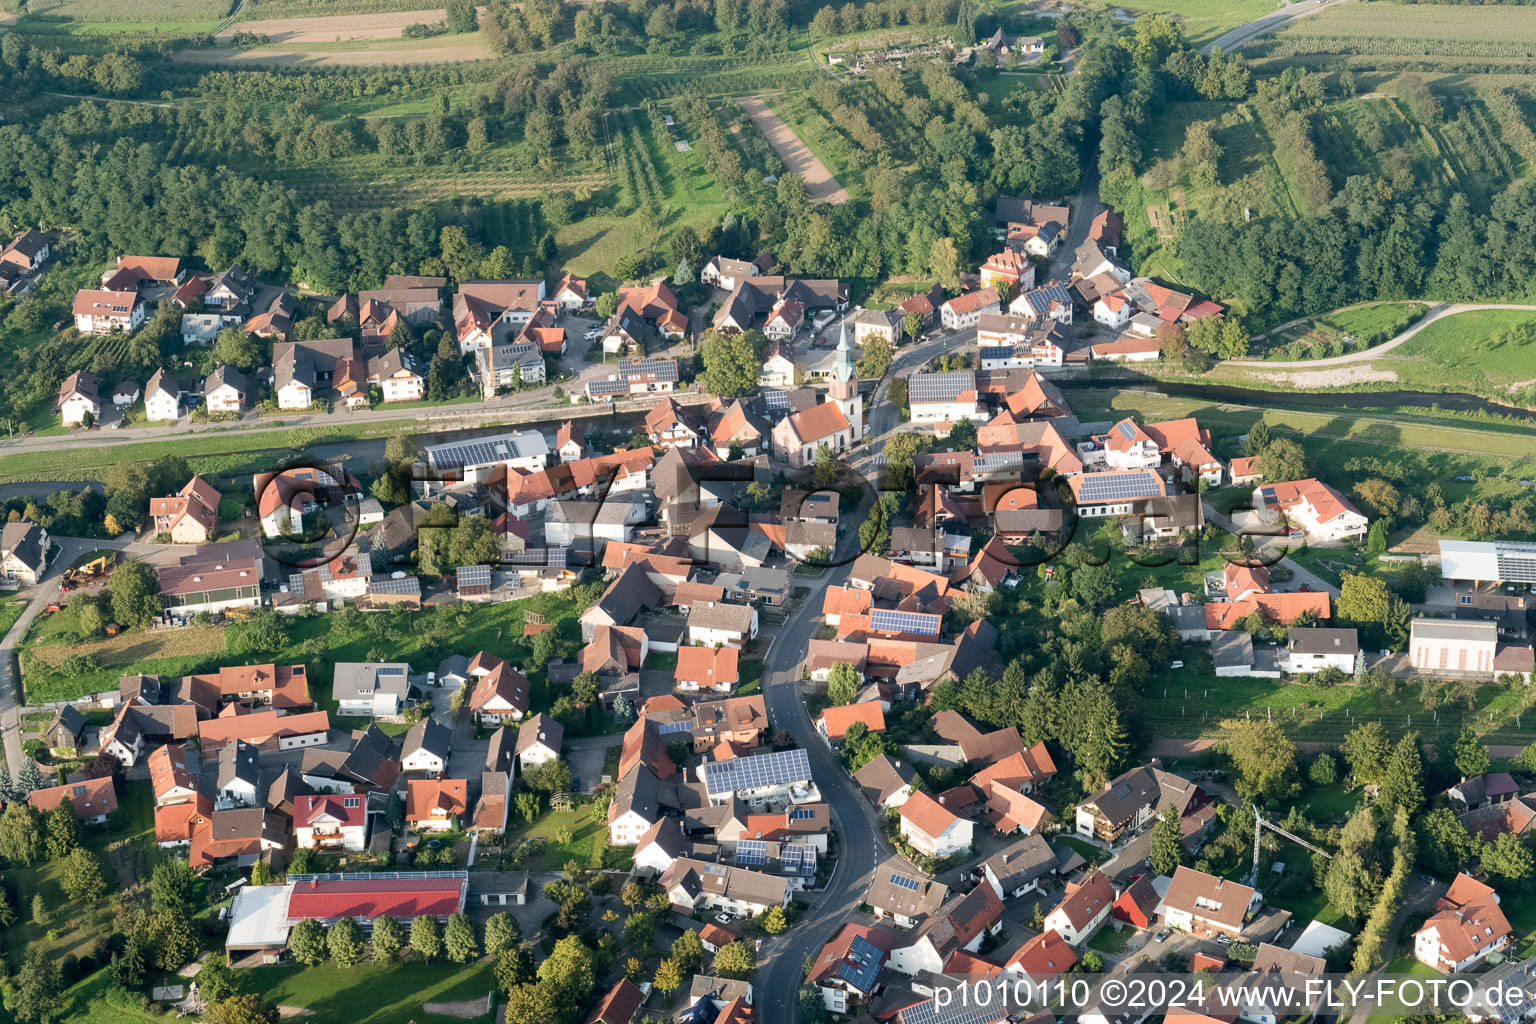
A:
[831,322,856,394]
[828,320,863,440]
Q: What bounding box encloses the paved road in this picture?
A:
[0,535,134,772]
[1201,0,1351,55]
[1241,302,1536,369]
[755,481,891,1024]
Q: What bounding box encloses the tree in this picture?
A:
[59,847,105,902]
[813,443,837,488]
[204,994,282,1024]
[653,957,686,998]
[1483,831,1534,884]
[289,918,328,966]
[444,913,480,963]
[484,912,520,957]
[671,927,705,973]
[371,914,405,962]
[328,917,365,966]
[111,934,147,988]
[151,858,197,913]
[410,915,442,960]
[1379,732,1425,813]
[1148,804,1184,876]
[494,945,536,993]
[503,984,560,1024]
[1418,806,1479,875]
[826,662,860,706]
[212,328,263,372]
[149,908,199,969]
[758,905,788,935]
[858,333,893,379]
[713,940,757,979]
[1343,721,1391,785]
[1452,725,1491,779]
[30,892,46,924]
[539,934,596,1003]
[198,958,240,1007]
[0,884,14,927]
[1221,719,1299,801]
[0,802,41,865]
[1308,752,1337,786]
[1257,438,1309,484]
[699,329,763,398]
[110,558,163,628]
[10,951,64,1024]
[1243,419,1271,457]
[929,237,961,290]
[16,757,40,795]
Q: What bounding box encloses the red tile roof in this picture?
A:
[286,875,467,921]
[406,779,469,823]
[900,789,960,839]
[1004,929,1077,977]
[819,701,887,741]
[675,645,740,688]
[29,776,118,818]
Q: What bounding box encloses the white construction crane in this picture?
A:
[1250,806,1331,888]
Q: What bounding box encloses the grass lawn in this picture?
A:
[503,804,609,871]
[1297,782,1362,823]
[1116,0,1281,47]
[1088,925,1134,954]
[1264,302,1428,360]
[0,419,419,485]
[1381,308,1536,399]
[1262,885,1345,930]
[739,658,764,696]
[21,588,592,707]
[243,961,496,1024]
[6,779,161,971]
[1054,835,1103,867]
[0,597,27,638]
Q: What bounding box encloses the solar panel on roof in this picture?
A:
[368,575,421,595]
[456,565,492,587]
[839,934,885,992]
[870,608,941,637]
[426,432,547,471]
[907,371,975,403]
[1116,421,1138,441]
[701,747,812,795]
[1076,472,1164,504]
[790,807,815,820]
[890,873,920,891]
[656,719,693,735]
[763,390,790,411]
[377,666,405,676]
[900,996,1008,1024]
[736,839,768,866]
[588,379,628,395]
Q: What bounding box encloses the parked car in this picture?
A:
[1154,930,1169,942]
[714,913,734,925]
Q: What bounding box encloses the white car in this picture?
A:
[714,913,733,925]
[584,326,602,341]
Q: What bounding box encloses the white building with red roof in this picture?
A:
[899,789,974,858]
[1043,870,1115,945]
[1254,478,1369,543]
[1415,873,1512,972]
[294,793,368,851]
[72,288,145,335]
[29,776,119,824]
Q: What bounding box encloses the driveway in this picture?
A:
[1201,501,1341,598]
[564,733,623,794]
[1242,302,1536,370]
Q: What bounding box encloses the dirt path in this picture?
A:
[0,12,14,35]
[423,996,492,1019]
[736,96,850,206]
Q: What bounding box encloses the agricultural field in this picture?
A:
[1257,2,1536,64]
[1377,307,1536,399]
[17,0,231,22]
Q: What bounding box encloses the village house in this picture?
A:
[701,254,773,290]
[940,287,1001,331]
[333,662,412,718]
[853,308,905,348]
[1158,867,1257,940]
[0,229,50,293]
[144,368,183,423]
[466,653,532,724]
[898,789,974,859]
[158,544,263,621]
[367,347,425,402]
[1414,874,1512,972]
[1044,870,1115,946]
[294,793,368,852]
[854,754,917,811]
[73,288,146,335]
[885,884,1004,976]
[149,475,221,544]
[205,265,256,323]
[585,357,681,402]
[1280,627,1359,675]
[203,365,251,415]
[1253,478,1368,542]
[809,924,896,1016]
[406,778,469,832]
[58,370,101,426]
[401,718,452,775]
[29,776,119,825]
[1076,763,1212,844]
[516,713,563,772]
[1,521,49,588]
